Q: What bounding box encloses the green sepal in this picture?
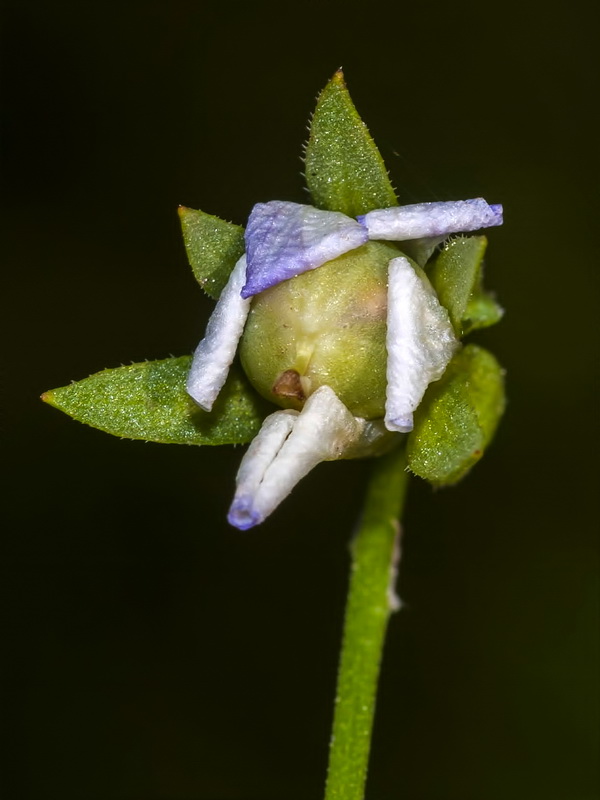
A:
[427,235,503,337]
[407,344,506,485]
[42,357,269,446]
[178,206,245,299]
[462,284,504,335]
[304,70,398,217]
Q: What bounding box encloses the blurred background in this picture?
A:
[1,1,597,798]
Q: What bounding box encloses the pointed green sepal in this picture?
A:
[178,206,245,299]
[462,285,504,335]
[304,70,398,217]
[407,344,506,485]
[42,357,268,446]
[427,235,503,336]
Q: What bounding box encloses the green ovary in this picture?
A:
[239,241,401,420]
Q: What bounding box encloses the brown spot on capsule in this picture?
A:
[272,369,306,401]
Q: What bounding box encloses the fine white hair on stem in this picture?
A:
[186,255,251,412]
[387,519,403,611]
[358,198,503,241]
[228,386,365,530]
[385,257,458,433]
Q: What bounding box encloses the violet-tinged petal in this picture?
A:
[358,198,503,241]
[241,201,368,298]
[186,255,251,412]
[227,386,365,529]
[227,497,263,531]
[385,257,458,433]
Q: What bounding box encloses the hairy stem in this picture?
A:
[324,446,409,800]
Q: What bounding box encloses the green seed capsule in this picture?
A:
[239,240,403,420]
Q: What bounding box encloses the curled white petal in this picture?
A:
[228,386,364,529]
[231,409,299,528]
[186,255,251,411]
[385,257,458,433]
[242,201,368,297]
[358,199,503,241]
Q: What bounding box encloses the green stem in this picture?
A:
[324,446,409,800]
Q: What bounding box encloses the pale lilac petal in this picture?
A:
[227,386,364,529]
[358,199,503,241]
[186,255,251,412]
[385,257,458,433]
[241,201,368,298]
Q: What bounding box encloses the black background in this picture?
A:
[2,1,598,798]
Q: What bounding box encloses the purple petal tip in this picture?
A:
[388,416,414,433]
[489,203,503,223]
[227,497,263,530]
[240,273,281,298]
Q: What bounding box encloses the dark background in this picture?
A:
[1,1,598,798]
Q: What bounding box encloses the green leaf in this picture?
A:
[42,357,268,446]
[407,344,505,485]
[428,235,503,336]
[304,70,398,217]
[178,206,245,299]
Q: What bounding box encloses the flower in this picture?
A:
[186,198,503,530]
[41,72,505,530]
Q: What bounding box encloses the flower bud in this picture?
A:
[239,240,401,420]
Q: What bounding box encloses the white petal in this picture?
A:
[186,255,251,411]
[385,257,458,433]
[228,409,299,529]
[358,199,503,241]
[242,201,368,297]
[228,386,364,529]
